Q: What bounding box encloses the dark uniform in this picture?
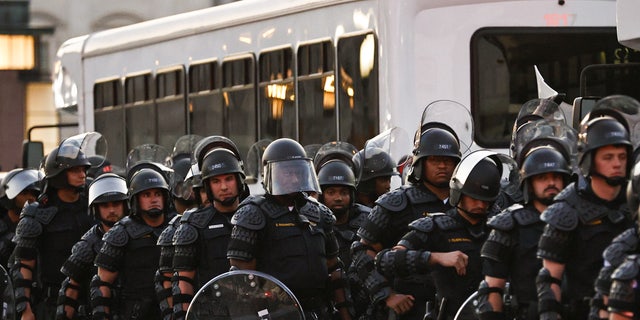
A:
[607,254,640,318]
[480,203,545,319]
[351,125,461,319]
[156,214,181,320]
[536,180,632,319]
[91,168,176,320]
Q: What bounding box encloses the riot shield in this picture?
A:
[419,100,474,156]
[511,119,578,172]
[186,270,304,320]
[125,143,175,190]
[453,291,478,320]
[0,264,15,320]
[313,141,358,172]
[510,98,567,160]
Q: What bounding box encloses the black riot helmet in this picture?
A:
[201,148,246,206]
[44,132,106,192]
[318,160,356,206]
[88,173,129,223]
[313,141,358,172]
[519,146,571,204]
[128,168,170,217]
[408,126,461,183]
[194,135,242,170]
[262,138,320,196]
[577,115,631,179]
[170,156,195,201]
[449,150,503,207]
[1,168,43,211]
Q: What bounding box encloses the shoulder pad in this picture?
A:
[68,240,94,264]
[540,201,578,231]
[232,203,266,231]
[433,213,461,230]
[300,199,334,225]
[553,183,575,202]
[181,206,213,229]
[408,217,435,233]
[123,218,154,239]
[611,255,640,281]
[102,222,129,247]
[604,227,639,266]
[15,215,43,239]
[487,210,516,231]
[374,188,408,211]
[348,205,370,229]
[157,223,177,246]
[20,202,58,225]
[512,206,540,226]
[250,196,288,219]
[404,185,439,204]
[173,223,199,246]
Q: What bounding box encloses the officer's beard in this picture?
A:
[537,196,555,206]
[591,171,627,186]
[331,207,349,219]
[424,177,449,189]
[101,219,117,228]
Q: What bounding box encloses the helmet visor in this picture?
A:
[5,169,43,199]
[59,132,107,166]
[266,159,320,195]
[89,175,128,205]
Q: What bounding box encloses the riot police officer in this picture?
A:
[353,147,397,208]
[57,173,128,319]
[12,133,99,320]
[91,168,176,319]
[228,138,350,319]
[376,150,507,320]
[477,145,571,320]
[0,168,42,268]
[537,115,634,320]
[170,144,246,319]
[350,126,460,319]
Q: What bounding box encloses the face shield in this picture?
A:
[264,158,320,196]
[5,169,43,199]
[88,175,128,206]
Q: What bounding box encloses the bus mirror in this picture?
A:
[22,140,44,169]
[572,97,599,130]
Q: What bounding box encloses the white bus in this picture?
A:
[52,0,639,168]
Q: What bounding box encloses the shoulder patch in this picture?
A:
[487,210,515,231]
[404,185,438,205]
[374,188,407,211]
[102,222,129,247]
[232,203,266,231]
[408,217,435,233]
[540,201,578,231]
[611,255,640,281]
[433,213,460,231]
[172,223,199,246]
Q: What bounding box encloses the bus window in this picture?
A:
[125,73,156,150]
[259,47,295,141]
[297,40,337,146]
[222,55,256,160]
[337,33,379,149]
[94,79,126,166]
[188,60,223,137]
[472,27,630,148]
[156,67,187,150]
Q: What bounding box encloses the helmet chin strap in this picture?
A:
[591,171,626,186]
[142,208,164,217]
[215,196,238,207]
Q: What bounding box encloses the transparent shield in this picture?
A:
[511,119,578,173]
[58,132,108,167]
[171,135,204,163]
[245,139,272,185]
[356,127,412,190]
[454,291,478,320]
[313,141,358,172]
[510,98,566,159]
[125,144,174,183]
[420,100,473,155]
[186,270,304,320]
[266,159,320,196]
